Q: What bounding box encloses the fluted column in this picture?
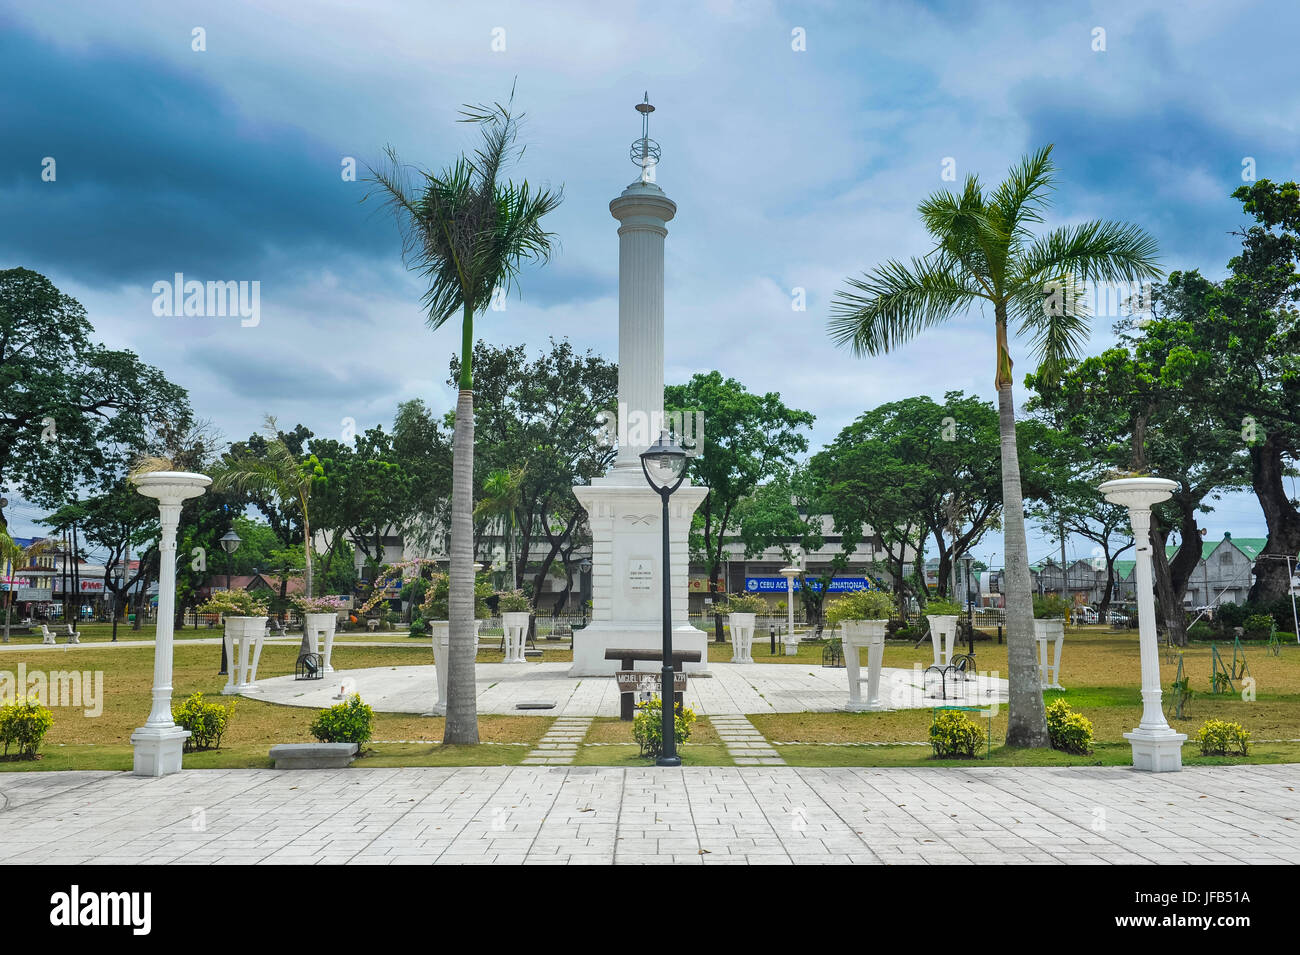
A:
[610,182,675,470]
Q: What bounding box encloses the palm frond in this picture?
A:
[829,254,985,356]
[1009,271,1093,380]
[989,144,1056,239]
[1016,220,1163,285]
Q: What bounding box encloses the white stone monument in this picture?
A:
[1100,476,1187,771]
[129,470,211,776]
[571,95,709,676]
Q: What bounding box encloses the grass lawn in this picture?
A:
[1,626,1297,770]
[0,642,552,771]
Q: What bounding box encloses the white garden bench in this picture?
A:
[39,624,80,645]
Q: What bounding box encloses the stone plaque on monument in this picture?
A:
[628,558,654,595]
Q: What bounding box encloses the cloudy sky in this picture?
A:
[3,0,1295,564]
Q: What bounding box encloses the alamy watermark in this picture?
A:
[152,272,260,327]
[595,403,705,456]
[1042,278,1154,320]
[1,664,104,717]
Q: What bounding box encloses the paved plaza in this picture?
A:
[1,765,1296,865]
[249,661,1008,716]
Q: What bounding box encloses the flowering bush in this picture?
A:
[496,589,531,613]
[291,595,348,615]
[632,697,696,759]
[196,590,268,617]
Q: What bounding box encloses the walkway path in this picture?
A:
[522,717,593,765]
[248,662,1007,716]
[711,715,786,765]
[1,765,1294,865]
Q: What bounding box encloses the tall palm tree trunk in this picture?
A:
[996,374,1049,747]
[445,373,479,743]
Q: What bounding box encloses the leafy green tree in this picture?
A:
[1151,182,1300,602]
[1018,419,1133,618]
[827,145,1161,746]
[215,416,322,601]
[1026,325,1249,644]
[367,92,563,745]
[451,339,616,611]
[810,394,1002,616]
[0,268,191,530]
[390,399,454,554]
[732,463,842,628]
[48,484,157,641]
[664,372,815,600]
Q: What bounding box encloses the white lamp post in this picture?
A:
[130,470,211,776]
[778,565,801,655]
[1099,476,1187,772]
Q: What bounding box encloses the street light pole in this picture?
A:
[640,431,688,768]
[218,528,242,674]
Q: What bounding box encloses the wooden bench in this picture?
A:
[605,648,701,721]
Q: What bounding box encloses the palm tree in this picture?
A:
[214,415,321,603]
[828,145,1160,746]
[474,466,526,588]
[366,92,562,745]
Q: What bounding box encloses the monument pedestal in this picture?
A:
[130,725,190,777]
[570,474,709,677]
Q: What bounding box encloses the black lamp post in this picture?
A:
[640,431,689,768]
[217,528,242,674]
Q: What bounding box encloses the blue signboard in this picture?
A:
[744,577,871,594]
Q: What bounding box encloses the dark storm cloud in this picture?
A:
[0,24,397,286]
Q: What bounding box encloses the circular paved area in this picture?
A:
[245,661,1008,715]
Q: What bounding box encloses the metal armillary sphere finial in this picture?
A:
[630,92,661,179]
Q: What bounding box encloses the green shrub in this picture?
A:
[632,697,696,758]
[1187,621,1214,641]
[1032,594,1070,619]
[824,588,895,628]
[1241,614,1275,640]
[929,710,982,759]
[924,599,963,616]
[309,694,374,747]
[1045,698,1094,754]
[173,692,236,752]
[0,697,53,759]
[1195,719,1251,756]
[408,616,428,637]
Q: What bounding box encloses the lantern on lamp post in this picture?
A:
[640,431,688,767]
